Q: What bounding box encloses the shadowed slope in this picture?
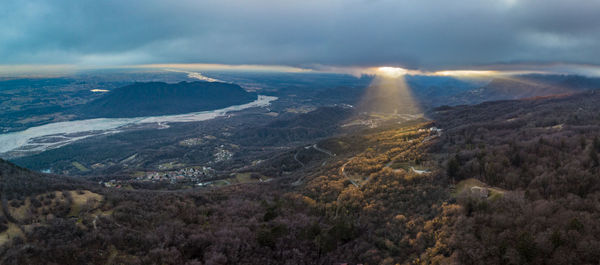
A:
[73,81,257,118]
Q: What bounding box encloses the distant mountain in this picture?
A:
[73,81,257,118]
[460,74,600,103]
[407,75,483,107]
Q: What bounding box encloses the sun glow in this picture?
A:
[433,70,498,77]
[377,67,408,78]
[375,67,499,79]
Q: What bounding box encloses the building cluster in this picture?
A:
[421,127,443,142]
[213,146,233,162]
[100,166,217,188]
[140,166,216,184]
[179,137,204,146]
[101,180,122,188]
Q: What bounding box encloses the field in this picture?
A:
[0,190,104,247]
[453,178,506,200]
[209,172,270,187]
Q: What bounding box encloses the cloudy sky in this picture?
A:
[1,0,599,72]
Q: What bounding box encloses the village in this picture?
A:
[101,166,217,188]
[139,166,217,183]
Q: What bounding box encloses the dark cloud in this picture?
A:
[1,0,599,70]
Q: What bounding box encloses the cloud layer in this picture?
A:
[2,0,600,70]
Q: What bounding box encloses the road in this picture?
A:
[294,143,335,168]
[312,144,335,157]
[293,152,305,167]
[340,158,359,187]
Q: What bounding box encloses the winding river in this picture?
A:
[0,95,277,158]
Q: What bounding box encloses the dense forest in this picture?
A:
[430,90,600,264]
[3,90,600,264]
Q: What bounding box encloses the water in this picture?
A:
[0,95,277,158]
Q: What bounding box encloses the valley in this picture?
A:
[4,1,600,264]
[0,95,276,159]
[2,71,600,264]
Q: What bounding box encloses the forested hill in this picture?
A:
[426,90,600,264]
[0,159,89,201]
[72,81,258,118]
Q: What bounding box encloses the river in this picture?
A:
[0,95,277,158]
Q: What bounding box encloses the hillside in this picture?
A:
[73,81,258,118]
[4,91,600,264]
[1,121,445,265]
[457,74,600,103]
[0,159,89,201]
[428,90,600,264]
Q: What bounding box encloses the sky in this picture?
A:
[1,0,600,73]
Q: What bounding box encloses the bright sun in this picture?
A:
[377,67,408,78]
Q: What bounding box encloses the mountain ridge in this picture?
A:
[72,81,258,118]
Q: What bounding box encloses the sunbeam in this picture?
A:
[357,69,421,115]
